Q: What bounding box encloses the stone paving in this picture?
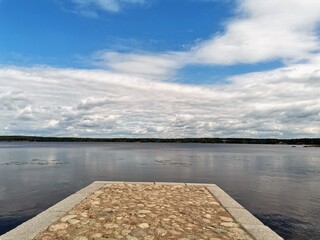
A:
[35,184,254,240]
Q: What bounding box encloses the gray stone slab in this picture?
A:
[186,183,217,187]
[206,185,230,197]
[0,211,65,240]
[216,195,244,209]
[155,182,186,185]
[226,207,263,226]
[75,182,105,194]
[46,193,89,213]
[242,225,284,240]
[207,184,283,239]
[207,185,244,209]
[124,182,155,185]
[93,181,125,184]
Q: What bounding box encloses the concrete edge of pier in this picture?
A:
[0,181,284,240]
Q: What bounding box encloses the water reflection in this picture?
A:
[0,142,319,240]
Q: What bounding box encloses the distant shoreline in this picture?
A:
[0,136,319,146]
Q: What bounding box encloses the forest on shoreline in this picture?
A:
[0,136,319,146]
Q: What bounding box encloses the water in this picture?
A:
[0,142,319,239]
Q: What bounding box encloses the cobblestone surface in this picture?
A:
[35,184,254,240]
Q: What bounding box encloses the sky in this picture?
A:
[0,0,320,138]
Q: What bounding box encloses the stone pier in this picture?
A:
[0,182,283,240]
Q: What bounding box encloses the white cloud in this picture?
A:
[71,0,146,15]
[0,92,30,111]
[0,59,319,137]
[93,51,189,79]
[95,0,320,78]
[193,0,320,64]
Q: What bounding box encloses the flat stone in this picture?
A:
[68,219,80,225]
[49,223,69,232]
[121,229,131,235]
[212,228,227,234]
[91,233,103,238]
[219,216,233,222]
[104,223,119,229]
[155,227,167,236]
[127,237,139,240]
[74,237,88,240]
[137,210,151,214]
[138,223,149,229]
[220,222,239,228]
[131,229,147,238]
[144,236,154,240]
[169,230,182,235]
[60,215,78,222]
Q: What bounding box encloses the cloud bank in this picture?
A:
[1,58,319,137]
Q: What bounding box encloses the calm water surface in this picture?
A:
[0,142,319,239]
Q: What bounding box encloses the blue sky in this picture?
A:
[0,0,320,137]
[0,0,230,67]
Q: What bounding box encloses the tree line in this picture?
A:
[0,136,319,145]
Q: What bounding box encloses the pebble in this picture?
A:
[121,229,131,235]
[131,229,147,238]
[94,191,104,195]
[219,216,233,222]
[213,228,227,234]
[60,215,77,222]
[203,219,211,223]
[81,220,90,225]
[68,219,80,225]
[169,230,182,235]
[104,223,119,229]
[138,210,151,214]
[230,227,245,234]
[74,237,88,240]
[127,237,139,240]
[144,236,154,240]
[49,223,69,232]
[155,227,167,236]
[91,233,103,238]
[138,223,149,229]
[220,222,239,228]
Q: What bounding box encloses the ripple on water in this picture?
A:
[0,159,67,166]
